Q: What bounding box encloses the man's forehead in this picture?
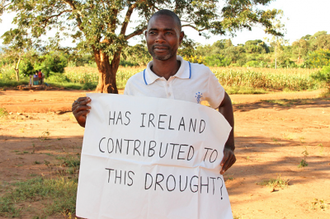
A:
[147,14,180,30]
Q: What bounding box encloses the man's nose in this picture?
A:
[155,33,165,43]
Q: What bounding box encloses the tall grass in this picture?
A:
[1,64,325,92]
[0,65,29,87]
[64,66,145,89]
[212,68,321,93]
[63,66,323,92]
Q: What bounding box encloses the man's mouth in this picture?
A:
[152,45,169,52]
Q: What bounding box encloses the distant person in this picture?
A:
[38,70,44,85]
[33,71,39,85]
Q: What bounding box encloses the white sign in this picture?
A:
[76,94,233,219]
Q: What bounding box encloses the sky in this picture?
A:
[0,0,329,47]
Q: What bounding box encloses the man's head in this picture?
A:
[145,9,184,61]
[149,10,182,32]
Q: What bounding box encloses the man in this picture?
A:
[72,9,236,174]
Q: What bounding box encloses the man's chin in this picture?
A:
[153,54,173,61]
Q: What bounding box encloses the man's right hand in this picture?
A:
[72,97,91,127]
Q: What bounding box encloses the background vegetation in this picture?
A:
[1,30,330,94]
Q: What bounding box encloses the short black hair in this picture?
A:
[149,9,182,31]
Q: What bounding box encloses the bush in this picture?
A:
[204,54,231,67]
[311,65,330,92]
[304,49,330,68]
[19,60,35,77]
[244,61,259,67]
[35,52,68,76]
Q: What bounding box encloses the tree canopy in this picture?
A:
[1,0,283,93]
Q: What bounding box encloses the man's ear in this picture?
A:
[179,31,184,45]
[145,30,148,39]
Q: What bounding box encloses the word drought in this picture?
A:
[99,137,220,164]
[108,110,207,133]
[145,172,224,197]
[104,168,225,196]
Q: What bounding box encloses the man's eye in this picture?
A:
[149,31,156,35]
[165,32,173,35]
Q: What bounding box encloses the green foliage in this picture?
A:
[311,65,330,92]
[121,44,151,66]
[35,52,68,76]
[304,49,330,68]
[204,54,231,67]
[183,55,205,64]
[19,60,35,76]
[244,40,270,54]
[244,61,261,68]
[1,0,284,92]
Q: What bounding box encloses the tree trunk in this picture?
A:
[94,48,121,94]
[14,57,21,81]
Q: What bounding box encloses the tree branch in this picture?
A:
[125,26,147,40]
[61,0,84,30]
[40,10,72,27]
[120,3,136,35]
[181,24,207,32]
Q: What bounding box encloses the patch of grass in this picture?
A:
[298,148,309,168]
[298,159,308,168]
[54,154,81,176]
[39,129,50,140]
[257,175,290,191]
[62,155,80,168]
[263,99,293,107]
[44,160,50,166]
[318,143,324,155]
[14,150,29,155]
[311,198,329,211]
[225,85,268,95]
[0,107,9,118]
[0,177,78,218]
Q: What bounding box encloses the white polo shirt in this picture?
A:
[124,56,225,109]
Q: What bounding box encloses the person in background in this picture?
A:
[38,70,44,85]
[33,71,39,85]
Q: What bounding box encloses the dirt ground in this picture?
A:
[0,88,329,219]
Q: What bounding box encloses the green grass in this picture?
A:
[0,177,78,218]
[298,159,308,168]
[0,108,9,118]
[257,175,290,190]
[0,153,81,217]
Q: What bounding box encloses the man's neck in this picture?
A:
[151,56,181,80]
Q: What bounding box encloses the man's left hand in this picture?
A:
[220,148,236,174]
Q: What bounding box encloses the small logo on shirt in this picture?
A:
[195,92,203,104]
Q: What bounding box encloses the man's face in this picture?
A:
[145,14,184,61]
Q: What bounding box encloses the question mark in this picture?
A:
[217,176,224,200]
